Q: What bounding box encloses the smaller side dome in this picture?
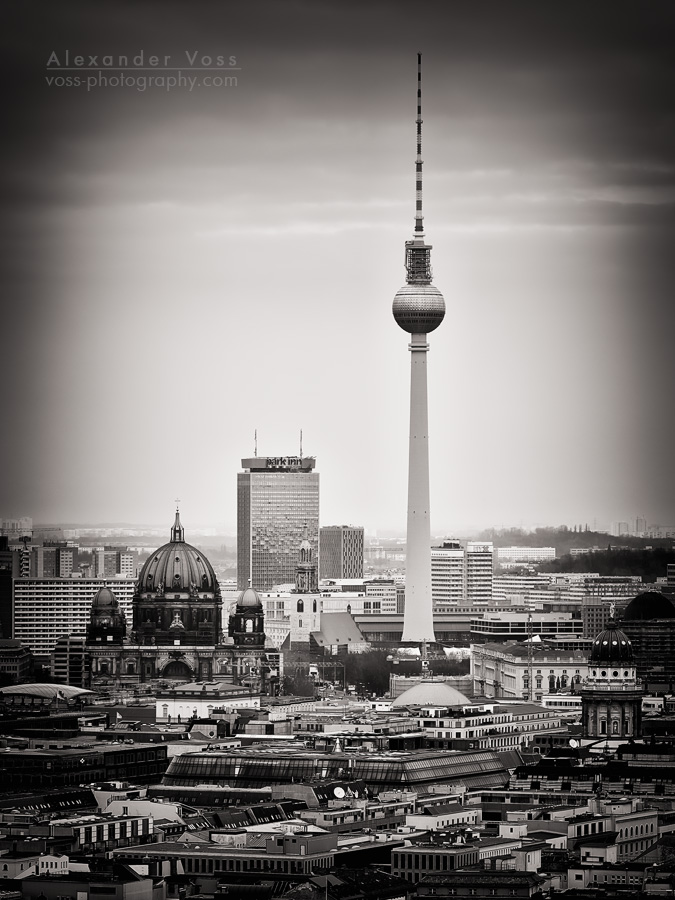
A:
[88,584,126,645]
[92,587,119,609]
[238,587,262,608]
[589,621,634,665]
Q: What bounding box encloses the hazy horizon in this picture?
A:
[26,517,640,540]
[2,1,674,535]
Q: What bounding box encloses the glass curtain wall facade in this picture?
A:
[237,457,319,591]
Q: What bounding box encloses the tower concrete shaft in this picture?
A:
[402,332,435,642]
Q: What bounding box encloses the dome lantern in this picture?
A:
[170,507,185,543]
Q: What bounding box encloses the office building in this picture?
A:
[431,540,464,605]
[612,522,631,536]
[0,740,168,791]
[465,541,493,605]
[263,578,401,648]
[392,55,445,642]
[29,542,77,578]
[496,546,556,566]
[93,548,118,577]
[51,634,87,687]
[237,455,319,591]
[471,611,584,644]
[644,523,675,539]
[30,545,57,577]
[471,641,588,701]
[0,536,20,640]
[566,576,642,638]
[431,540,493,608]
[118,550,136,577]
[116,830,341,883]
[492,572,561,605]
[0,516,32,537]
[0,638,32,683]
[319,525,364,579]
[90,547,136,578]
[12,576,135,656]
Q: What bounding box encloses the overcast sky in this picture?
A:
[1,0,674,535]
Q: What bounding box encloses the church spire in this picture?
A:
[295,523,317,593]
[170,506,184,542]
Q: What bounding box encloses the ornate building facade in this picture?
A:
[580,616,643,740]
[85,512,275,691]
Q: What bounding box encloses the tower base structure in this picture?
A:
[401,331,434,643]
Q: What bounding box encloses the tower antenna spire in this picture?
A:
[404,53,433,285]
[299,428,303,458]
[415,51,424,237]
[254,429,258,457]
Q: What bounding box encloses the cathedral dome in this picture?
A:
[138,511,219,595]
[623,591,675,621]
[589,620,635,665]
[238,587,262,608]
[88,583,126,645]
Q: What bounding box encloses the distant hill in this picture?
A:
[537,547,675,581]
[477,526,673,558]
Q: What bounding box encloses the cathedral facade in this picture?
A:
[85,512,274,691]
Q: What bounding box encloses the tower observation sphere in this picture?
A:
[393,283,445,334]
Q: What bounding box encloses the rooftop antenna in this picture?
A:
[414,50,424,238]
[299,428,303,458]
[404,52,432,284]
[254,429,258,457]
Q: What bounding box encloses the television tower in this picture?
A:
[393,53,446,643]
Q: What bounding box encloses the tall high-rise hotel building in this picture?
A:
[237,456,319,591]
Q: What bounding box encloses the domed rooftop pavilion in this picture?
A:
[623,590,675,621]
[91,586,119,609]
[589,619,635,666]
[238,586,263,608]
[392,679,472,709]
